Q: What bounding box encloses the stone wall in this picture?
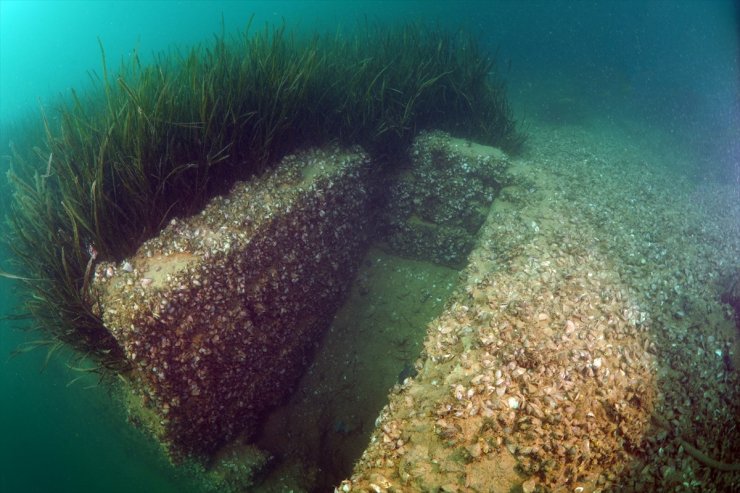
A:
[92,146,372,459]
[379,131,511,267]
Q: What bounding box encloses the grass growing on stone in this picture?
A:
[3,21,522,369]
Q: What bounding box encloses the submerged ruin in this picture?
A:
[19,127,740,492]
[90,132,512,473]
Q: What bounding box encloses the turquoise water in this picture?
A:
[0,244,206,492]
[1,1,738,492]
[1,2,737,172]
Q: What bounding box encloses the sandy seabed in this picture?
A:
[344,120,740,493]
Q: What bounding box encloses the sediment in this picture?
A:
[90,132,512,463]
[90,125,738,492]
[341,123,740,492]
[342,152,658,492]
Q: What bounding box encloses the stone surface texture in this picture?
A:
[92,146,372,459]
[380,131,512,268]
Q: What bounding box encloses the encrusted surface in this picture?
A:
[93,146,372,459]
[342,122,740,492]
[344,165,656,492]
[381,131,512,267]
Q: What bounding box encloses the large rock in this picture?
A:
[380,131,511,267]
[92,146,372,459]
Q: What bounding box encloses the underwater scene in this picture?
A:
[0,1,738,492]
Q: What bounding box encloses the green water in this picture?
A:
[1,1,737,492]
[0,249,205,492]
[0,243,457,492]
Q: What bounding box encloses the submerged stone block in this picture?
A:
[92,146,372,459]
[380,131,511,267]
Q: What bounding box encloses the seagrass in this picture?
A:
[3,21,522,369]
